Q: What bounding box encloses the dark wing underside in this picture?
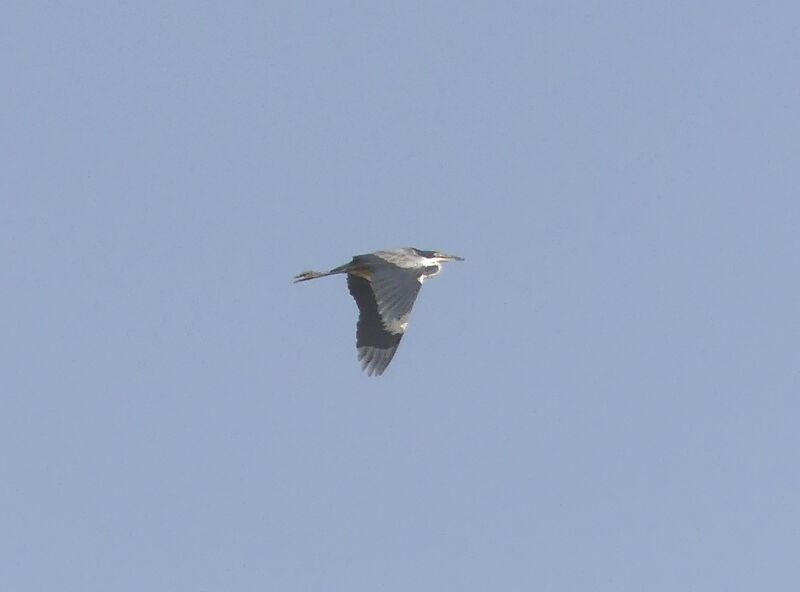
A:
[347,274,414,376]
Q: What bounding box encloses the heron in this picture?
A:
[294,248,464,376]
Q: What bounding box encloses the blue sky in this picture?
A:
[3,1,799,590]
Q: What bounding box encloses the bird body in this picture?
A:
[294,248,463,376]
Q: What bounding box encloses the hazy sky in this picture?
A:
[3,1,799,590]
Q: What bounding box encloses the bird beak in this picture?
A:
[438,253,464,261]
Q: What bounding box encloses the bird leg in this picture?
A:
[294,259,367,283]
[293,270,338,282]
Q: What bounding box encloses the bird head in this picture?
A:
[412,248,464,263]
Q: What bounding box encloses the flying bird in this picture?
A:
[294,248,463,376]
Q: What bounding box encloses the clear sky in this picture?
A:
[3,1,799,590]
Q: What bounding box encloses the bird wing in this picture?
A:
[347,272,421,376]
[368,265,423,334]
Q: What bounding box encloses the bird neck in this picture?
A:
[422,263,442,279]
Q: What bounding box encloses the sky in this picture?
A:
[3,1,799,590]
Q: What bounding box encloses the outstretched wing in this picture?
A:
[347,272,421,376]
[368,265,423,334]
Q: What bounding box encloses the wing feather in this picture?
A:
[368,266,422,333]
[347,275,404,376]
